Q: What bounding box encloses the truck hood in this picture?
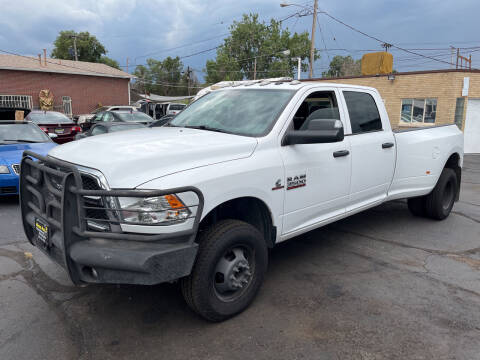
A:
[48,127,258,188]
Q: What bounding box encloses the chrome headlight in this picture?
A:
[118,194,191,225]
[0,165,10,174]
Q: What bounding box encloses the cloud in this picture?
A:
[1,0,479,78]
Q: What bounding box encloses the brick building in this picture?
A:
[309,69,480,153]
[0,54,134,117]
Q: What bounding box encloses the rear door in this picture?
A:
[339,89,395,212]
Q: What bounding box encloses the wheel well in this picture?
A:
[444,152,461,200]
[199,197,276,248]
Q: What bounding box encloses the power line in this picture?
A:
[319,10,473,68]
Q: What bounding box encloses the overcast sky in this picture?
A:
[1,0,479,80]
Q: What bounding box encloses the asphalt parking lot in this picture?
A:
[1,155,479,360]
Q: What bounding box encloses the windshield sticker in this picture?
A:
[287,174,306,190]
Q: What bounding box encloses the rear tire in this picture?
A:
[407,196,427,217]
[424,168,458,220]
[181,220,268,322]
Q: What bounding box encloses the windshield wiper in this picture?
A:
[2,139,40,143]
[182,125,230,134]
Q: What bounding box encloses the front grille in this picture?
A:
[81,174,111,232]
[1,186,17,194]
[82,175,100,190]
[11,164,20,175]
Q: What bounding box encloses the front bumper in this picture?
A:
[20,151,204,285]
[0,172,19,195]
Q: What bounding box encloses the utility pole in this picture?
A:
[253,57,257,80]
[309,0,318,78]
[126,57,129,73]
[72,35,78,61]
[186,66,192,96]
[297,57,301,80]
[450,46,455,69]
[69,33,79,61]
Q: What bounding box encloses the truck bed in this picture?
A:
[387,124,463,200]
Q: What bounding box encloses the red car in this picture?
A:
[25,111,81,144]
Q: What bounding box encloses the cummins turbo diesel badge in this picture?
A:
[287,174,306,190]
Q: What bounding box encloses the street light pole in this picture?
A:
[309,0,318,78]
[297,57,301,80]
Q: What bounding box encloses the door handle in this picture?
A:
[382,142,394,149]
[333,150,350,158]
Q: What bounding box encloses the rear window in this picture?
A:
[343,91,382,134]
[169,104,186,111]
[27,111,73,124]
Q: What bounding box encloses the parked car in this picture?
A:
[25,111,81,144]
[80,110,154,131]
[75,122,146,140]
[0,121,57,196]
[166,103,186,115]
[75,105,138,125]
[149,114,175,127]
[20,81,463,321]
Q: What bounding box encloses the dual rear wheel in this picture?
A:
[407,167,458,220]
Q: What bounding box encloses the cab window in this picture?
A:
[343,91,382,134]
[291,91,340,130]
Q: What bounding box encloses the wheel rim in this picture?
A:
[442,180,454,210]
[213,245,254,302]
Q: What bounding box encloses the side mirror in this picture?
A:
[282,119,344,146]
[48,133,58,139]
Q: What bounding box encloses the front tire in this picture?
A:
[181,220,268,322]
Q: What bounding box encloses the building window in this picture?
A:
[454,98,465,129]
[0,95,33,109]
[62,96,72,118]
[400,98,437,124]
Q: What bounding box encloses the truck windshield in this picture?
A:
[169,89,295,137]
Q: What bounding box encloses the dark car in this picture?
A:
[25,111,81,144]
[81,110,154,131]
[75,122,146,140]
[149,114,175,128]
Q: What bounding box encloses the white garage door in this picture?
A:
[464,99,480,154]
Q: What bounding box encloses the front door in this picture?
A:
[280,89,352,237]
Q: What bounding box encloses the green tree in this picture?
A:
[99,56,120,69]
[205,13,316,83]
[133,56,195,96]
[322,55,361,78]
[51,30,115,65]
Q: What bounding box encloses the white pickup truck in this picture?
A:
[20,80,463,321]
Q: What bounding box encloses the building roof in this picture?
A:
[306,68,480,81]
[0,54,134,79]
